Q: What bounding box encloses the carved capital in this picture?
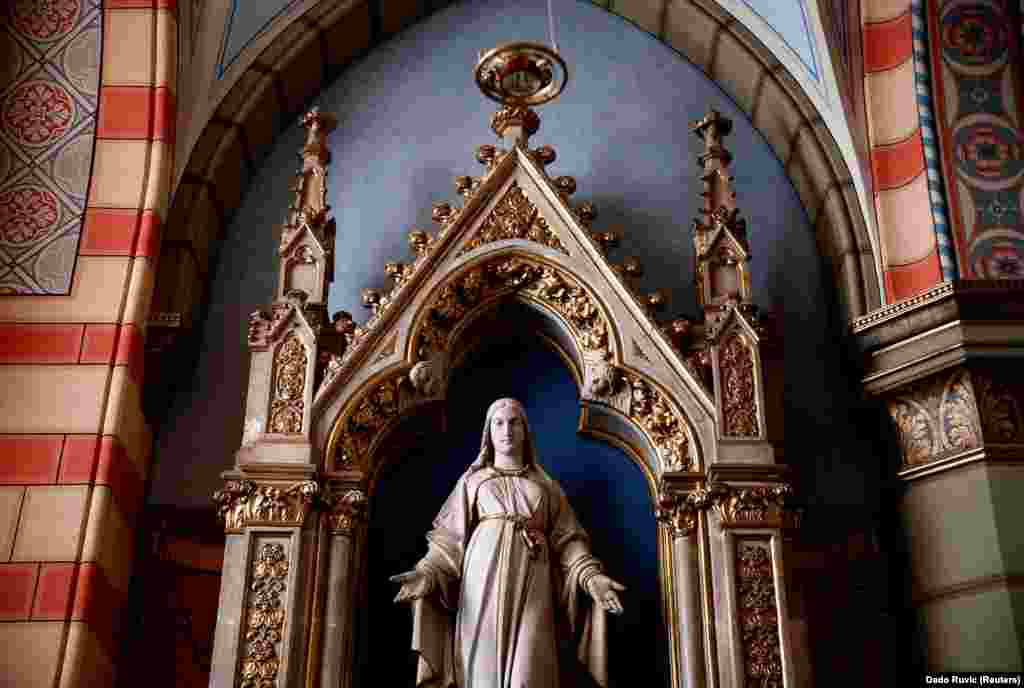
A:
[708,483,796,530]
[656,490,700,537]
[326,488,368,535]
[213,479,320,533]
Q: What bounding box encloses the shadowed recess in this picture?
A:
[361,338,667,687]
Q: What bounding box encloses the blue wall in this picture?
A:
[150,0,880,535]
[363,338,666,686]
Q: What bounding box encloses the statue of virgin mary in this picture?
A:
[392,398,625,688]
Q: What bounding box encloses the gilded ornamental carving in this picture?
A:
[414,257,611,360]
[326,488,368,535]
[625,372,693,471]
[239,543,290,688]
[709,484,793,529]
[334,377,401,468]
[735,541,783,688]
[720,333,760,437]
[213,480,320,533]
[457,182,567,257]
[269,333,308,434]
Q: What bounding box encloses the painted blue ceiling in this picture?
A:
[216,0,820,80]
[152,0,878,522]
[741,0,818,77]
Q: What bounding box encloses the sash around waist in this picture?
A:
[477,513,546,557]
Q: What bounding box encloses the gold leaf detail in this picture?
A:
[269,334,307,434]
[458,182,567,257]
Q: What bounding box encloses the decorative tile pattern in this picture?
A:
[0,0,101,294]
[928,0,1024,278]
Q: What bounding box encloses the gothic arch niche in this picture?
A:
[357,311,668,687]
[210,67,800,684]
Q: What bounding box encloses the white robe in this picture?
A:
[410,466,608,688]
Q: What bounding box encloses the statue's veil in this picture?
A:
[469,397,542,472]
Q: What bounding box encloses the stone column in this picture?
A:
[853,281,1024,670]
[318,485,367,688]
[657,485,707,688]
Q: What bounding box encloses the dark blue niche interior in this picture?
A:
[361,337,667,686]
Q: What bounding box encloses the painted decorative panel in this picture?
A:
[0,0,101,294]
[928,0,1024,278]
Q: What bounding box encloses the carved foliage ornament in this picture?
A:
[239,543,289,688]
[213,480,320,533]
[658,483,795,533]
[625,372,692,470]
[458,182,567,257]
[416,257,609,360]
[720,333,760,437]
[887,367,982,467]
[335,378,400,468]
[269,333,308,434]
[736,542,782,688]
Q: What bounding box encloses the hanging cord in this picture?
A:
[547,0,559,54]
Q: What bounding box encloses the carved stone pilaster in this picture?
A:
[734,540,783,688]
[212,479,320,534]
[238,543,290,688]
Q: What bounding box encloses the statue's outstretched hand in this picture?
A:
[587,574,626,615]
[390,569,435,603]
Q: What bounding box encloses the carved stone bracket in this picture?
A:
[213,480,320,533]
[325,488,368,535]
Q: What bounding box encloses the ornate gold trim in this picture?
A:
[735,539,783,687]
[213,480,320,533]
[268,333,308,434]
[239,542,290,688]
[457,182,567,257]
[412,255,612,361]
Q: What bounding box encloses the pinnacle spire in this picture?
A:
[691,109,752,315]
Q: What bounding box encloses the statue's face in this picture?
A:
[490,405,526,457]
